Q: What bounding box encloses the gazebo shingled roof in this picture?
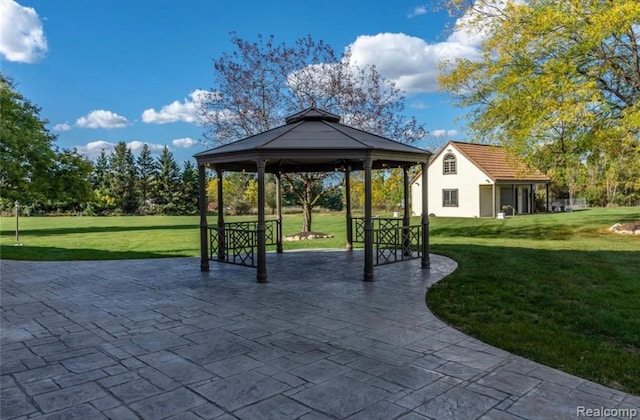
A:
[194,107,432,282]
[194,107,431,172]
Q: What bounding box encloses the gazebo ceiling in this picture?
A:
[194,107,432,173]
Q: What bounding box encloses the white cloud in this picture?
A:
[0,0,47,63]
[53,122,72,131]
[76,110,129,129]
[75,141,115,159]
[75,140,165,160]
[127,141,165,154]
[142,89,208,124]
[408,5,427,18]
[348,32,480,94]
[410,100,429,109]
[172,137,198,148]
[346,0,512,94]
[431,129,459,138]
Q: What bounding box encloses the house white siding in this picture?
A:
[411,145,491,217]
[411,141,550,218]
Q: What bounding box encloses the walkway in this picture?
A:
[1,252,638,419]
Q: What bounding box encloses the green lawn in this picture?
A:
[426,208,640,395]
[1,208,639,393]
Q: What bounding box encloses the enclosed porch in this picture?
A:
[479,182,551,217]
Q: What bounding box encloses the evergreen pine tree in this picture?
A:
[136,143,158,213]
[109,142,138,214]
[179,160,199,214]
[92,149,110,192]
[153,146,181,214]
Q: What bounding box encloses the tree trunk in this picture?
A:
[302,201,312,232]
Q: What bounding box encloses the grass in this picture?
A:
[1,208,639,393]
[0,213,353,260]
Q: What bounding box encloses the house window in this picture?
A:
[443,189,458,207]
[443,153,457,174]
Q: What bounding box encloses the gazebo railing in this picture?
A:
[352,217,403,242]
[374,224,422,265]
[209,219,281,267]
[352,217,422,266]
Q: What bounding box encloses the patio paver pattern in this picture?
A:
[1,252,638,419]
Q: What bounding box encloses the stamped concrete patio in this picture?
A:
[1,252,638,419]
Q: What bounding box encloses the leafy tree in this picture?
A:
[439,0,640,205]
[206,173,236,212]
[153,146,182,214]
[46,148,93,210]
[1,73,93,213]
[265,174,278,214]
[200,33,426,231]
[316,185,344,211]
[136,143,157,212]
[383,168,405,211]
[222,172,256,215]
[1,73,56,204]
[109,142,138,214]
[243,177,258,210]
[280,173,332,232]
[87,149,114,213]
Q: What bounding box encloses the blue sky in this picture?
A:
[1,0,483,164]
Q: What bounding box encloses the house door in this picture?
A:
[522,188,529,214]
[479,185,493,217]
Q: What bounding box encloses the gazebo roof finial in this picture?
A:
[285,107,341,124]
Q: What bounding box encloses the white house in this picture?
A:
[411,141,551,218]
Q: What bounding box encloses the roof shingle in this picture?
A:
[439,141,551,182]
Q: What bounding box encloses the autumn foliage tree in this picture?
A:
[200,33,425,232]
[439,0,640,205]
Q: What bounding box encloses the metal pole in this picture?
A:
[546,183,550,213]
[492,183,496,218]
[15,200,19,244]
[530,184,534,214]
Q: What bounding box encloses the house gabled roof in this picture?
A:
[428,141,551,183]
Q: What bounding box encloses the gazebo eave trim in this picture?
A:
[195,149,431,169]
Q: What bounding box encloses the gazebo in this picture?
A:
[194,108,432,282]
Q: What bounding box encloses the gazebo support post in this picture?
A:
[345,167,353,251]
[216,167,225,261]
[364,157,374,281]
[275,173,283,253]
[199,164,209,272]
[256,160,267,283]
[421,161,430,269]
[402,164,411,256]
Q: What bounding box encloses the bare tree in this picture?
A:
[200,33,426,232]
